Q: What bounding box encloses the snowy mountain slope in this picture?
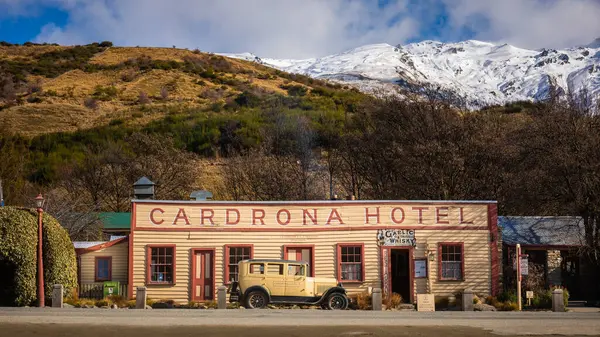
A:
[221,39,600,108]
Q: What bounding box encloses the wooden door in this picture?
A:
[285,246,313,276]
[192,249,214,301]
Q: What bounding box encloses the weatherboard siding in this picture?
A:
[130,201,495,303]
[80,241,129,284]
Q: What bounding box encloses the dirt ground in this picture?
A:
[0,324,595,337]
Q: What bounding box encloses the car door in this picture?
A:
[284,263,307,297]
[264,263,286,297]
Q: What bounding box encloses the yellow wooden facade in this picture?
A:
[128,200,500,304]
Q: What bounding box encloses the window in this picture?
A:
[337,244,364,282]
[249,263,264,274]
[439,243,464,281]
[267,263,284,275]
[95,257,111,282]
[225,245,253,283]
[288,264,306,276]
[147,245,175,284]
[283,245,314,277]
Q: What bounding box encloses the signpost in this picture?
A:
[526,291,534,306]
[515,244,529,311]
[516,244,522,311]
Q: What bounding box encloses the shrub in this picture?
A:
[435,296,449,310]
[205,300,218,309]
[500,301,519,311]
[95,299,110,307]
[0,207,77,306]
[84,97,98,109]
[107,295,127,307]
[92,85,118,101]
[132,112,143,118]
[138,91,151,104]
[99,41,113,48]
[27,81,43,94]
[383,292,402,309]
[160,87,169,100]
[355,292,372,310]
[193,49,201,54]
[121,69,137,82]
[26,96,42,103]
[497,290,517,303]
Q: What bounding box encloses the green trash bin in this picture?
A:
[103,281,120,298]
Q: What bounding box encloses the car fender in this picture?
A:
[318,286,347,303]
[243,285,271,302]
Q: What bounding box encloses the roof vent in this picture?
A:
[190,190,213,201]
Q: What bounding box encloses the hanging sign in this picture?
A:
[377,229,416,247]
[520,257,529,276]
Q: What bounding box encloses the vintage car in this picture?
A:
[228,259,349,309]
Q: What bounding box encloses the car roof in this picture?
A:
[240,258,309,265]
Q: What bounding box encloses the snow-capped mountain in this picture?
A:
[221,39,600,109]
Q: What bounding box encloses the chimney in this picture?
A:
[133,177,155,200]
[190,190,213,201]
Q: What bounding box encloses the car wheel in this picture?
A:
[327,293,348,310]
[245,291,268,309]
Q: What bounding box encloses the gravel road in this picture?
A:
[0,308,598,336]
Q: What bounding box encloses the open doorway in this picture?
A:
[390,249,411,303]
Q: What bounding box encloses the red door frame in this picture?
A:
[380,246,414,303]
[283,244,315,277]
[190,248,216,302]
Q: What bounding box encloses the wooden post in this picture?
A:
[516,244,522,311]
[372,288,382,311]
[136,286,147,309]
[217,285,227,309]
[52,284,63,308]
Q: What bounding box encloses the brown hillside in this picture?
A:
[0,44,340,137]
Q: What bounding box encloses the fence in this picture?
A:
[78,283,128,299]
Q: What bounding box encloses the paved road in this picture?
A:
[0,308,599,336]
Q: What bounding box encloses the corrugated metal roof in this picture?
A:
[499,216,585,246]
[73,241,106,249]
[99,212,130,229]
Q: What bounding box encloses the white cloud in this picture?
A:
[1,0,599,58]
[3,0,420,59]
[441,0,600,50]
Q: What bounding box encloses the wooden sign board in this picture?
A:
[417,294,435,312]
[526,291,534,299]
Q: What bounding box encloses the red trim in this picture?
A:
[78,237,127,254]
[146,244,177,285]
[128,203,135,299]
[223,244,254,284]
[379,246,414,303]
[94,256,112,282]
[413,258,427,279]
[503,244,579,250]
[488,204,499,296]
[438,242,465,282]
[133,200,496,207]
[283,244,316,277]
[190,248,216,302]
[336,243,365,283]
[134,225,489,232]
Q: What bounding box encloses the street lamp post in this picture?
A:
[34,193,45,307]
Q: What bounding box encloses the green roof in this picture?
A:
[99,212,131,229]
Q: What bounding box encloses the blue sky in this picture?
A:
[0,0,598,58]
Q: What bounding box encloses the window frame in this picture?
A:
[94,256,112,282]
[283,244,315,277]
[438,242,465,282]
[336,243,365,283]
[224,244,254,284]
[146,244,177,285]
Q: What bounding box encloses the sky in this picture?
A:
[0,0,599,59]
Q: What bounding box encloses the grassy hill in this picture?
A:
[0,42,364,137]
